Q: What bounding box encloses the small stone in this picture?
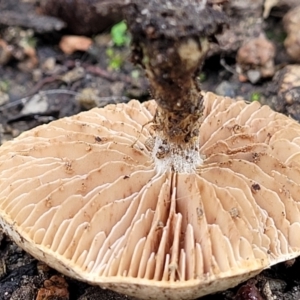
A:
[21,94,48,115]
[0,257,6,279]
[0,39,12,65]
[76,87,99,109]
[0,90,9,106]
[267,64,300,119]
[247,70,261,84]
[32,68,43,82]
[262,281,274,300]
[267,278,287,293]
[42,57,56,72]
[11,128,21,138]
[215,81,236,97]
[283,6,300,62]
[236,35,276,82]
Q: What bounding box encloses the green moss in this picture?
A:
[106,48,124,70]
[111,21,130,47]
[198,72,206,82]
[0,80,9,93]
[250,92,261,102]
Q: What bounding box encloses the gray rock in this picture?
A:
[215,81,236,98]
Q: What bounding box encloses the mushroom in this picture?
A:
[2,1,300,299]
[1,92,300,299]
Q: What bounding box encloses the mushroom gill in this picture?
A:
[1,92,300,299]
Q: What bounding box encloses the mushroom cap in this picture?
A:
[1,92,300,299]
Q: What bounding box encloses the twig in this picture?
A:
[220,57,236,74]
[85,65,133,84]
[64,60,146,86]
[24,75,62,98]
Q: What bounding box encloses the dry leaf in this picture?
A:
[59,35,93,55]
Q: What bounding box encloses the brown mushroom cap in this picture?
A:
[1,92,300,299]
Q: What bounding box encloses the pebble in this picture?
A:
[236,35,275,83]
[215,80,236,98]
[0,91,9,106]
[283,6,300,62]
[21,93,48,115]
[247,70,261,84]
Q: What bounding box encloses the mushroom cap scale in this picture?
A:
[1,92,300,299]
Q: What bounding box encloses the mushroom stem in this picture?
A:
[125,0,226,172]
[145,38,208,144]
[142,37,209,173]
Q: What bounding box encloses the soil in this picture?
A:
[1,1,300,299]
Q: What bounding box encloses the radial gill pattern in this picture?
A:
[1,92,300,299]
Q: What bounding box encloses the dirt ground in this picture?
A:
[1,0,300,299]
